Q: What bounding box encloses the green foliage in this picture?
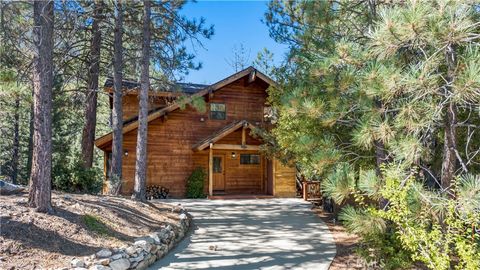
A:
[266,0,480,268]
[53,160,103,194]
[355,228,414,270]
[321,163,355,204]
[185,167,206,198]
[379,169,480,270]
[82,214,111,236]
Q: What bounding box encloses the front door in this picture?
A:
[213,155,225,191]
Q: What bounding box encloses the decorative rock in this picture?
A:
[134,240,153,253]
[109,258,130,270]
[110,253,123,260]
[125,246,136,256]
[134,236,154,244]
[130,261,139,269]
[149,233,161,244]
[71,258,85,268]
[94,258,110,266]
[96,249,112,258]
[156,250,164,259]
[129,253,144,263]
[88,265,111,270]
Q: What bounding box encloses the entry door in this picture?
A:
[213,155,225,191]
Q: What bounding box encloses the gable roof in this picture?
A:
[94,66,277,148]
[104,78,209,95]
[192,120,259,151]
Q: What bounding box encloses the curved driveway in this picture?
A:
[149,199,336,270]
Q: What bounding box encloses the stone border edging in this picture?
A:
[66,207,190,270]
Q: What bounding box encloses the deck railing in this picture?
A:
[302,181,322,202]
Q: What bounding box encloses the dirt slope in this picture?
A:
[0,192,181,269]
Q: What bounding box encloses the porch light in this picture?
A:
[200,117,205,122]
[231,152,236,159]
[124,150,128,157]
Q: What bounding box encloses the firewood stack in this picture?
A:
[146,185,169,200]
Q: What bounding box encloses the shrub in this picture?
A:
[185,167,206,198]
[53,160,102,194]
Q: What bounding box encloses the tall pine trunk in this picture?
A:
[28,0,54,213]
[133,0,151,201]
[11,95,20,184]
[26,88,34,178]
[81,0,103,168]
[11,94,20,184]
[440,45,458,191]
[110,0,124,194]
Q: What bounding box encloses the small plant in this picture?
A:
[82,214,111,236]
[185,167,207,198]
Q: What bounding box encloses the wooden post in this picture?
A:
[209,143,213,197]
[241,123,247,148]
[303,181,308,201]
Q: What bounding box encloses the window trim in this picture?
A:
[209,102,226,120]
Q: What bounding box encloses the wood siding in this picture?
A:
[121,95,170,121]
[273,159,296,197]
[103,77,271,197]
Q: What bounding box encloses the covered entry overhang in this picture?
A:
[192,120,271,197]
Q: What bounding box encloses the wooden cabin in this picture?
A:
[94,67,296,198]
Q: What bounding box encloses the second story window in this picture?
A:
[210,103,226,120]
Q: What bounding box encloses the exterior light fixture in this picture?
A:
[231,152,236,159]
[200,117,205,122]
[124,150,128,157]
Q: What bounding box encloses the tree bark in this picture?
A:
[110,0,124,194]
[26,88,34,178]
[28,0,54,213]
[441,45,458,191]
[441,102,458,190]
[133,0,151,201]
[81,0,103,169]
[11,94,20,184]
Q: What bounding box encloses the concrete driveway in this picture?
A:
[149,199,336,270]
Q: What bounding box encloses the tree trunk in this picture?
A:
[441,45,458,191]
[110,0,124,194]
[26,88,34,178]
[374,140,387,176]
[133,0,151,201]
[11,94,20,184]
[81,0,103,169]
[28,0,54,213]
[441,102,457,190]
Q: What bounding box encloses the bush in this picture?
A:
[185,167,206,198]
[53,160,103,194]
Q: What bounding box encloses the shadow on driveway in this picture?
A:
[149,199,336,270]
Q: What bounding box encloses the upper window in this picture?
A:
[240,154,260,165]
[210,103,226,120]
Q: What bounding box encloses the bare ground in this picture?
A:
[314,208,366,270]
[0,191,182,270]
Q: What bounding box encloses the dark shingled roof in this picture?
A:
[104,77,209,95]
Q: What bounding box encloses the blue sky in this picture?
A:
[179,0,288,84]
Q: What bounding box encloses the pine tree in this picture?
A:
[81,0,104,169]
[29,0,54,213]
[133,0,151,201]
[110,0,124,195]
[266,0,480,268]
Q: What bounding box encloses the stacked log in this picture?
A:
[146,185,169,200]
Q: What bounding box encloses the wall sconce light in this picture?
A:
[124,150,128,157]
[231,152,236,159]
[200,117,205,122]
